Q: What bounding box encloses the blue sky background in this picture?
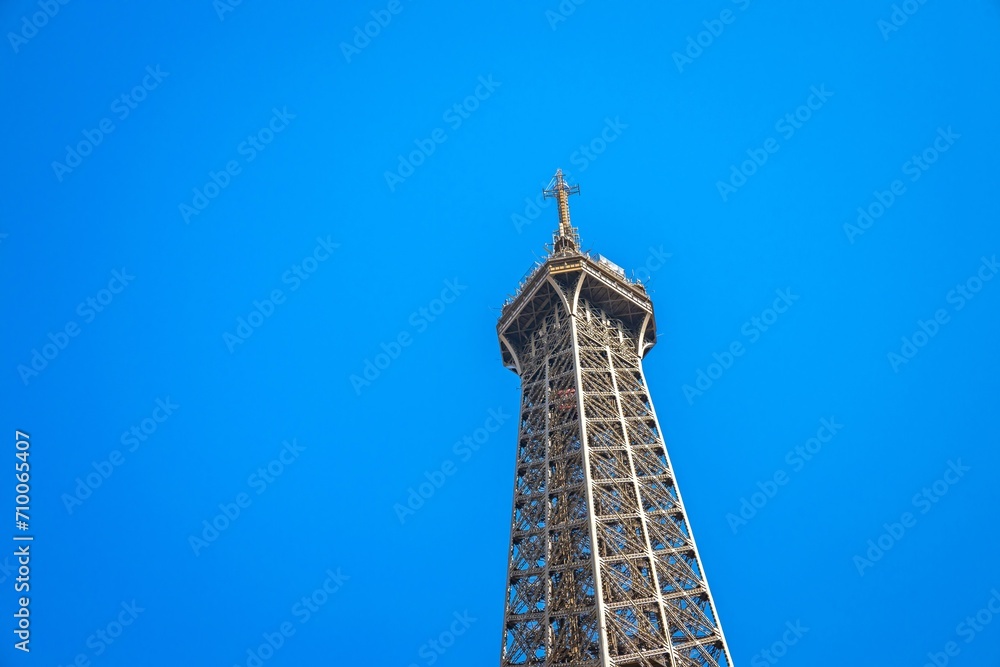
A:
[3,1,1000,665]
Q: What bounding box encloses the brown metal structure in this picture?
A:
[496,171,734,667]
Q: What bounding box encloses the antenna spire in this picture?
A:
[543,169,580,253]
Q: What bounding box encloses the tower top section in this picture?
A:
[543,169,580,254]
[498,171,658,373]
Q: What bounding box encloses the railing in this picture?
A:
[502,261,545,308]
[501,251,646,311]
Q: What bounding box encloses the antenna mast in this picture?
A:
[543,169,581,253]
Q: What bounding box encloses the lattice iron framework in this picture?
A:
[496,171,734,667]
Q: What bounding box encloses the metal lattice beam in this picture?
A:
[496,175,734,667]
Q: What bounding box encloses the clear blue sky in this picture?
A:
[3,1,1000,665]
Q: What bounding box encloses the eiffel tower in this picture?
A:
[496,171,734,667]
